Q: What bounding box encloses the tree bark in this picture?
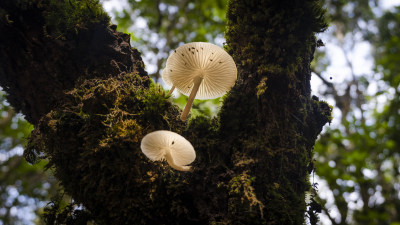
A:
[0,0,331,224]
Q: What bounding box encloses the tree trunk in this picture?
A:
[0,0,331,224]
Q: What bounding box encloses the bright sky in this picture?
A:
[101,0,128,17]
[382,0,400,8]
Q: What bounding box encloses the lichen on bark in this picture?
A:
[0,0,331,224]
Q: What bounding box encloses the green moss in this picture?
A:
[256,77,268,98]
[27,73,192,224]
[228,169,264,215]
[44,0,110,38]
[225,0,327,78]
[311,96,333,125]
[6,0,39,10]
[220,0,329,224]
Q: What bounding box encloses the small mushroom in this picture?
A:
[140,130,196,172]
[162,68,175,95]
[162,42,237,121]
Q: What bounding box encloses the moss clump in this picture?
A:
[44,0,110,38]
[227,152,264,223]
[256,77,268,98]
[312,97,333,124]
[310,95,333,132]
[27,73,195,224]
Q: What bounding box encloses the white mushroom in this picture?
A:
[140,130,196,172]
[161,68,175,95]
[163,42,237,121]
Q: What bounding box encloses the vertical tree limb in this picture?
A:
[0,0,331,224]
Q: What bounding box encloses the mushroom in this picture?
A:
[162,42,237,121]
[161,67,175,95]
[140,130,196,172]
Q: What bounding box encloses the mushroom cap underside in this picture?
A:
[164,42,237,99]
[140,130,196,166]
[161,68,172,86]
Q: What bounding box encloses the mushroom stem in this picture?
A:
[180,76,203,121]
[165,149,192,172]
[167,85,175,96]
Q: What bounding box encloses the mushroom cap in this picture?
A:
[164,42,237,100]
[140,130,196,166]
[161,67,172,87]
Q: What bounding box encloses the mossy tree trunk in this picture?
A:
[0,0,331,224]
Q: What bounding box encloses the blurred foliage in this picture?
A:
[313,1,400,224]
[0,92,32,148]
[0,91,58,225]
[110,0,227,82]
[173,94,222,118]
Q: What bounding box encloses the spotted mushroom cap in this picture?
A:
[140,130,196,166]
[164,42,237,100]
[161,67,172,87]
